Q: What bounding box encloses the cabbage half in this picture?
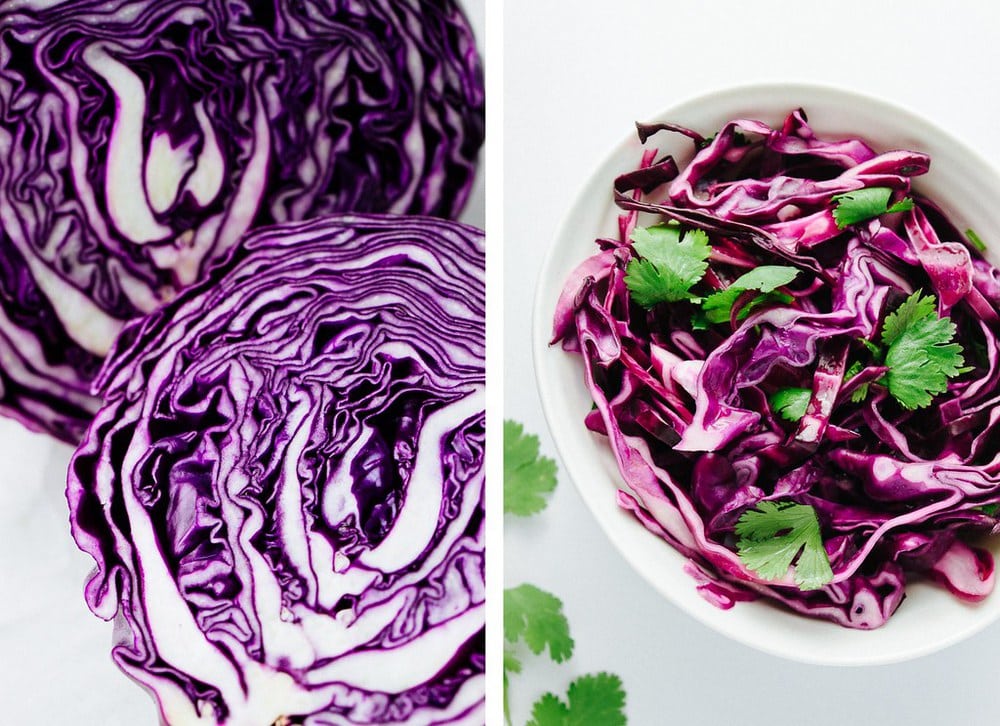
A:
[67,214,485,724]
[0,0,484,442]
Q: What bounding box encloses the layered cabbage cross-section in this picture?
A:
[68,215,485,725]
[0,0,484,441]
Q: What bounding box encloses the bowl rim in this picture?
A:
[532,81,1000,666]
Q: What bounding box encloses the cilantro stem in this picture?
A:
[966,228,988,253]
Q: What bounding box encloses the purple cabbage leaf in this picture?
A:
[0,0,484,442]
[67,214,485,724]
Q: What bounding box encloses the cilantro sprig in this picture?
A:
[832,186,914,229]
[623,221,800,327]
[504,584,575,665]
[879,291,967,410]
[624,223,711,307]
[505,420,558,516]
[771,292,966,422]
[505,583,576,724]
[527,673,627,726]
[735,501,834,591]
[504,419,628,724]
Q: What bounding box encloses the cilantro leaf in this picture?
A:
[735,501,833,590]
[504,420,557,516]
[769,387,811,422]
[978,504,1000,516]
[843,360,870,403]
[851,382,870,403]
[697,132,717,149]
[832,186,914,229]
[504,645,522,677]
[701,265,798,323]
[503,645,522,725]
[859,338,882,358]
[629,223,677,264]
[624,259,692,308]
[690,307,710,331]
[504,584,574,662]
[527,673,627,726]
[624,223,711,307]
[736,292,794,321]
[701,287,743,324]
[966,228,987,253]
[630,224,711,279]
[881,290,937,346]
[729,265,800,292]
[881,291,965,410]
[529,694,569,726]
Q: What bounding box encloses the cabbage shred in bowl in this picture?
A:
[552,109,1000,629]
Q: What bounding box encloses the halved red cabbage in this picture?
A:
[0,0,484,442]
[554,111,1000,629]
[67,215,485,724]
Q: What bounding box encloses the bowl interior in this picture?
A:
[533,83,1000,666]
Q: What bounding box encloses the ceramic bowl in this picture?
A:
[534,83,1000,666]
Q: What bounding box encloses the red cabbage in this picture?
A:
[553,111,1000,629]
[67,214,485,723]
[0,0,484,442]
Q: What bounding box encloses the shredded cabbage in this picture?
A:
[553,110,1000,628]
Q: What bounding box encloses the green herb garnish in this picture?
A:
[881,291,967,410]
[843,360,870,403]
[624,223,711,307]
[527,673,627,726]
[832,186,914,229]
[504,584,574,664]
[769,387,812,422]
[702,265,799,324]
[504,419,558,516]
[966,228,987,253]
[736,501,834,591]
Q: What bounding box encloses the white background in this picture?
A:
[504,1,1000,725]
[0,1,486,722]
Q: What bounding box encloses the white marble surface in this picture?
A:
[0,423,155,723]
[503,1,1000,724]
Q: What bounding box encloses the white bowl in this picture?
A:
[533,83,1000,666]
